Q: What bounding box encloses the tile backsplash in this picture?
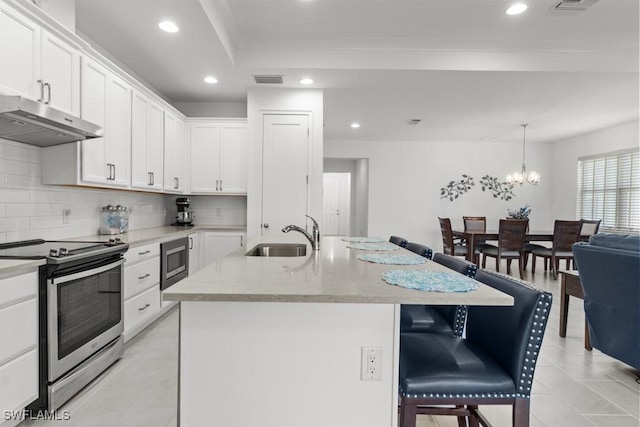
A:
[0,139,246,243]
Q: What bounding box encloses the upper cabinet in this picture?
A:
[131,90,164,191]
[164,111,186,193]
[0,3,80,115]
[80,57,131,187]
[189,120,248,194]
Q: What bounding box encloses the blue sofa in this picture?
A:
[573,234,640,370]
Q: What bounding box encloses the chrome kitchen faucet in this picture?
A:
[282,215,320,250]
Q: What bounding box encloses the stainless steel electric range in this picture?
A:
[0,238,129,411]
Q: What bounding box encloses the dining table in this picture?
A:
[452,229,591,262]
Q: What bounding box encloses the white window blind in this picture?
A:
[577,149,640,233]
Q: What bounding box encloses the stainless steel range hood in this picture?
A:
[0,94,103,146]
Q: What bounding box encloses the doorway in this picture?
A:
[322,173,351,236]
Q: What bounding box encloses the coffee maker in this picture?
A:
[174,197,194,226]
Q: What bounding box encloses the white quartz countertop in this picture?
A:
[0,225,246,275]
[71,225,246,247]
[163,236,513,305]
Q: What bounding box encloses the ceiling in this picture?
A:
[74,0,639,144]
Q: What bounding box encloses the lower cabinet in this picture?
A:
[123,242,161,341]
[124,285,160,335]
[201,231,245,268]
[0,270,38,426]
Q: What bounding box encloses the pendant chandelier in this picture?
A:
[506,124,540,186]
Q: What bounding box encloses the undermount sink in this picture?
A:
[245,243,307,257]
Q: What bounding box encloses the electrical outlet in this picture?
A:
[361,346,382,381]
[62,208,71,224]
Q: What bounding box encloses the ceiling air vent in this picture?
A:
[554,0,599,11]
[253,75,284,84]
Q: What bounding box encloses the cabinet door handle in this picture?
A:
[240,235,243,247]
[138,250,151,255]
[106,163,113,180]
[138,303,150,311]
[219,180,222,191]
[112,164,116,180]
[263,223,269,229]
[37,80,45,102]
[174,177,179,189]
[189,237,194,250]
[215,179,219,191]
[151,172,155,185]
[138,273,151,280]
[148,172,153,185]
[44,82,51,104]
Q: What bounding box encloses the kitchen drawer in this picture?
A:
[124,257,160,300]
[0,271,37,308]
[124,285,160,335]
[0,348,38,419]
[124,242,160,266]
[0,298,37,366]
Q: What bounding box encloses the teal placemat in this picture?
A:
[382,270,479,292]
[341,237,385,243]
[346,242,400,251]
[357,253,426,265]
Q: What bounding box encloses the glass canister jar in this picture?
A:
[116,205,129,234]
[99,205,120,235]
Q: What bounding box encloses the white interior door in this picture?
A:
[323,173,351,236]
[261,114,309,238]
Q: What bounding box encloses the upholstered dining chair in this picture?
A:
[389,235,408,248]
[399,270,553,427]
[463,216,491,264]
[529,220,583,280]
[405,242,433,259]
[400,252,476,337]
[438,217,467,257]
[480,219,529,279]
[580,219,601,237]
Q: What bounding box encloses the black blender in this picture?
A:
[174,197,194,226]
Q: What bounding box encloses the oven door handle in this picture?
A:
[49,259,125,285]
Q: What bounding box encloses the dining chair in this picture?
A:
[530,220,583,280]
[480,219,529,279]
[580,219,601,237]
[404,242,433,259]
[389,235,408,248]
[438,217,467,257]
[463,216,491,264]
[400,252,476,337]
[398,270,553,427]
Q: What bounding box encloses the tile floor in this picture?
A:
[20,262,640,427]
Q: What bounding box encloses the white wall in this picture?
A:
[325,138,554,250]
[246,89,324,239]
[551,119,640,220]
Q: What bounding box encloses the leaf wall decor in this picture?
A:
[479,175,516,201]
[440,174,475,201]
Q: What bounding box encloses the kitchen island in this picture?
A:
[163,236,512,427]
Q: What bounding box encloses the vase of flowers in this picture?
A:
[508,204,531,219]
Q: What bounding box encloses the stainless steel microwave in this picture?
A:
[161,237,189,290]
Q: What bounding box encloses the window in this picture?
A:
[577,149,640,233]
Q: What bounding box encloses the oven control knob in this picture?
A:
[114,237,122,245]
[49,249,59,257]
[108,238,116,246]
[59,248,69,256]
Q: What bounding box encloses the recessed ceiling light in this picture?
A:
[350,123,360,129]
[299,78,314,85]
[204,76,218,84]
[158,20,179,33]
[506,3,528,15]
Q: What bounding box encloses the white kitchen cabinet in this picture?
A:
[0,271,39,425]
[42,57,132,188]
[163,111,186,193]
[188,232,200,275]
[123,242,160,340]
[0,3,79,115]
[201,231,245,268]
[189,120,248,194]
[131,90,164,191]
